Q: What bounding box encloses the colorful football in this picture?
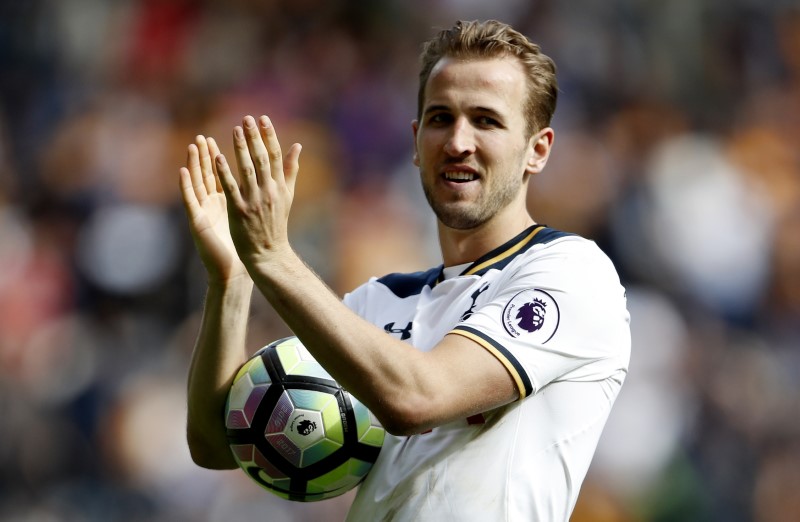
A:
[225,336,385,501]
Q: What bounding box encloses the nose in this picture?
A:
[444,117,475,157]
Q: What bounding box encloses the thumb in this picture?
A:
[284,143,302,194]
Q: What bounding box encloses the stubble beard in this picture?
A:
[422,175,523,230]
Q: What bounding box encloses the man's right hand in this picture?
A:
[179,135,250,285]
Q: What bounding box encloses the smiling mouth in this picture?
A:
[443,171,478,182]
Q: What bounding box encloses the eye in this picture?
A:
[427,112,452,125]
[475,115,500,127]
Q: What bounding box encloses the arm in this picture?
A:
[180,135,252,468]
[247,251,517,435]
[214,115,519,435]
[186,279,252,468]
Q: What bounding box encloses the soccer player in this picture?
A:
[182,20,630,521]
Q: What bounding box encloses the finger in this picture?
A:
[215,153,245,209]
[242,115,270,186]
[187,143,207,201]
[179,166,202,218]
[232,124,260,200]
[284,143,302,194]
[196,135,216,195]
[259,115,285,185]
[207,137,223,194]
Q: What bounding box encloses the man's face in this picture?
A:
[413,56,548,230]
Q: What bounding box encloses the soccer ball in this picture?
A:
[225,336,385,501]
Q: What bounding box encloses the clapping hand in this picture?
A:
[213,115,303,271]
[179,135,250,284]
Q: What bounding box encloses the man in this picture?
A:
[181,20,630,521]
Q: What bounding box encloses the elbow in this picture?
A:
[382,421,425,437]
[374,396,438,437]
[186,426,237,470]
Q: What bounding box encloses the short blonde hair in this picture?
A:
[418,20,558,136]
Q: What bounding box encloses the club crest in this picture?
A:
[502,289,559,342]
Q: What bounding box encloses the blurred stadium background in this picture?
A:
[1,0,799,520]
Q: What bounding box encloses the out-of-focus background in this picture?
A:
[1,0,799,520]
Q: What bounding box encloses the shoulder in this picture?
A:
[500,230,627,323]
[343,266,442,319]
[517,228,620,280]
[376,266,443,298]
[454,225,576,279]
[344,265,442,305]
[470,226,620,291]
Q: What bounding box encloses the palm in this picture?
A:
[192,191,247,281]
[180,136,249,283]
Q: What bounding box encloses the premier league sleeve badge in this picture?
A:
[502,289,560,343]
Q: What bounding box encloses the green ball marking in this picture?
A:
[350,395,386,445]
[321,398,344,444]
[302,439,342,467]
[361,425,386,447]
[276,342,302,374]
[247,355,271,384]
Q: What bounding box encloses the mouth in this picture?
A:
[441,165,479,183]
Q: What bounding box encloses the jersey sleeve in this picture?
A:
[450,239,631,398]
[342,279,373,317]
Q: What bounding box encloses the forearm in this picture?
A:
[186,278,254,469]
[247,250,429,433]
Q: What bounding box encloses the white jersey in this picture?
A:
[343,225,631,522]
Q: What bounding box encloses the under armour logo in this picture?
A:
[384,322,412,340]
[460,283,490,321]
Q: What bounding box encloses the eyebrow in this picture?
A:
[422,104,506,120]
[422,104,451,117]
[473,106,505,121]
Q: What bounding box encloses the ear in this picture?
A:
[411,120,420,166]
[525,127,554,176]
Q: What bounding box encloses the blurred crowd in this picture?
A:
[1,0,799,520]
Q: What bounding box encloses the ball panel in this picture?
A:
[230,443,255,463]
[302,439,343,467]
[242,385,268,426]
[306,458,372,495]
[350,396,386,446]
[361,425,385,447]
[275,337,335,381]
[287,360,333,380]
[275,341,302,375]
[260,474,292,495]
[284,409,324,449]
[287,388,336,412]
[266,391,294,434]
[266,432,302,467]
[320,397,344,445]
[227,374,270,429]
[351,396,371,439]
[246,354,271,385]
[233,356,257,382]
[253,447,289,480]
[227,373,255,412]
[226,409,249,430]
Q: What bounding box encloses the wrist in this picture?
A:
[244,244,300,284]
[206,274,254,294]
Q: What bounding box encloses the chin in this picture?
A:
[437,211,489,231]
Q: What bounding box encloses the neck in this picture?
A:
[438,210,536,267]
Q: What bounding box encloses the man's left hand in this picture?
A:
[215,114,303,270]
